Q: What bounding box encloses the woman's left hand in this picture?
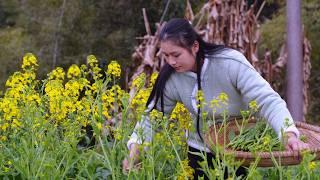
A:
[284,132,309,151]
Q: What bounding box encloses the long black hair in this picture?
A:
[146,18,225,142]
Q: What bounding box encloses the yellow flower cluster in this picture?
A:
[262,135,271,146]
[0,54,41,137]
[0,98,20,122]
[149,72,158,87]
[149,109,163,122]
[249,100,259,112]
[22,53,38,70]
[170,102,192,130]
[76,98,92,127]
[67,64,81,79]
[130,73,150,121]
[113,127,123,141]
[131,73,146,89]
[131,88,151,120]
[87,55,102,80]
[102,85,126,120]
[129,72,190,148]
[1,52,210,177]
[196,90,205,102]
[107,60,121,78]
[48,67,65,81]
[309,161,316,171]
[210,92,229,109]
[45,79,66,121]
[5,71,36,89]
[64,78,89,97]
[177,160,194,180]
[218,92,229,104]
[87,55,98,67]
[45,69,91,122]
[38,55,125,127]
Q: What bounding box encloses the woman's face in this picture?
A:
[160,40,199,73]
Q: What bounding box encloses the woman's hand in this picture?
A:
[284,132,309,151]
[122,143,141,173]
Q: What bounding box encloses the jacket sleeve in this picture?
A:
[227,52,300,139]
[127,78,179,150]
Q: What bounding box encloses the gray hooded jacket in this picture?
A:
[127,49,299,152]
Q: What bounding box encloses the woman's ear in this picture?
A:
[192,41,199,56]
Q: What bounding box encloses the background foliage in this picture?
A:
[0,0,193,87]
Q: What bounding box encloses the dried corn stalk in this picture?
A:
[303,36,312,119]
[193,0,260,67]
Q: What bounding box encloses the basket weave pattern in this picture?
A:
[204,120,320,167]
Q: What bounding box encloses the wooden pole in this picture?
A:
[286,0,304,121]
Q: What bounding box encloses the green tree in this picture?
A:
[0,0,190,89]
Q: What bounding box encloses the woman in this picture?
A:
[123,18,308,179]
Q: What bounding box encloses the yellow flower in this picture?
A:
[23,71,37,84]
[169,123,175,129]
[0,136,7,141]
[196,90,204,102]
[130,87,152,119]
[0,97,21,121]
[309,161,316,171]
[150,109,163,122]
[48,67,65,81]
[131,73,146,90]
[87,55,98,67]
[67,64,81,79]
[96,122,102,130]
[114,128,123,140]
[210,99,220,108]
[170,103,192,130]
[196,90,207,108]
[177,160,194,180]
[209,92,229,110]
[5,72,28,88]
[12,119,22,128]
[218,92,228,104]
[249,100,258,112]
[1,123,9,131]
[64,80,84,97]
[107,60,121,78]
[263,135,271,146]
[22,53,38,70]
[149,72,158,86]
[45,80,64,97]
[92,66,102,79]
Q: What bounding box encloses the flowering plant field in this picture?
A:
[0,54,319,179]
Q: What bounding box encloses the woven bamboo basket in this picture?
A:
[204,118,320,167]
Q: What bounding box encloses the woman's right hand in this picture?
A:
[122,143,141,173]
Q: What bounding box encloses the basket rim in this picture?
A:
[224,147,320,159]
[205,119,320,159]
